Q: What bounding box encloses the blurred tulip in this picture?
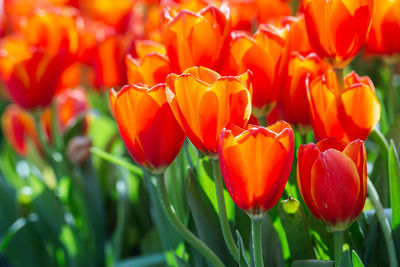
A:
[2,104,41,156]
[163,5,231,72]
[110,84,185,173]
[219,121,294,218]
[307,69,380,142]
[79,0,134,34]
[0,36,72,109]
[277,53,329,129]
[303,0,373,69]
[255,0,292,24]
[57,62,82,93]
[297,137,367,230]
[366,0,400,57]
[224,26,285,116]
[166,66,252,156]
[41,87,89,143]
[126,53,171,86]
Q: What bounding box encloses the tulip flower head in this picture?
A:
[366,0,400,58]
[166,66,252,156]
[307,69,380,142]
[219,121,294,218]
[163,5,231,72]
[110,84,186,174]
[297,137,367,230]
[303,0,374,68]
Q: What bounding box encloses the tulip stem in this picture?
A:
[334,68,345,90]
[370,128,390,163]
[154,173,225,267]
[211,159,239,262]
[251,218,264,267]
[333,230,344,267]
[367,177,398,267]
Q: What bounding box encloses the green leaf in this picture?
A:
[278,197,314,261]
[115,253,166,267]
[236,230,250,267]
[90,147,143,176]
[261,213,285,267]
[388,140,400,229]
[185,169,235,266]
[351,250,365,267]
[341,250,352,267]
[291,260,334,267]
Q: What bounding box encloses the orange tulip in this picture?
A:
[224,26,286,116]
[297,137,367,230]
[166,66,252,156]
[134,40,166,59]
[79,0,134,33]
[163,5,231,72]
[279,15,313,56]
[307,69,380,142]
[255,0,292,24]
[219,121,294,217]
[303,0,373,69]
[366,0,400,57]
[277,52,329,129]
[2,104,41,156]
[41,87,89,142]
[0,8,78,109]
[110,84,185,173]
[125,53,171,87]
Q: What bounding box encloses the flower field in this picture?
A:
[0,0,399,267]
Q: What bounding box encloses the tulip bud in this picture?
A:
[66,136,92,165]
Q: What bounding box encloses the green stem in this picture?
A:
[333,230,344,267]
[334,68,345,90]
[154,174,225,267]
[251,218,263,267]
[211,159,239,262]
[33,112,52,158]
[51,102,64,152]
[388,63,396,123]
[370,128,390,163]
[367,178,398,267]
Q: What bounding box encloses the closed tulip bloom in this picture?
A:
[0,36,71,109]
[224,26,286,116]
[307,69,380,142]
[303,0,373,69]
[366,0,400,56]
[219,121,294,217]
[277,52,329,129]
[126,53,171,87]
[166,66,252,156]
[163,5,231,72]
[297,137,367,230]
[2,104,41,156]
[41,87,89,142]
[110,84,185,173]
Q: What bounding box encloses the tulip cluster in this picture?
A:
[0,0,399,267]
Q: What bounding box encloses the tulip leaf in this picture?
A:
[291,260,334,267]
[261,213,286,267]
[114,253,166,267]
[185,168,235,266]
[388,140,400,229]
[236,230,250,267]
[278,197,315,261]
[351,250,365,267]
[340,249,352,267]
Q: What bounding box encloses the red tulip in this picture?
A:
[303,0,373,68]
[277,52,329,129]
[307,69,380,142]
[366,0,400,56]
[110,84,185,173]
[297,137,367,230]
[219,121,294,217]
[2,104,41,156]
[166,66,252,156]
